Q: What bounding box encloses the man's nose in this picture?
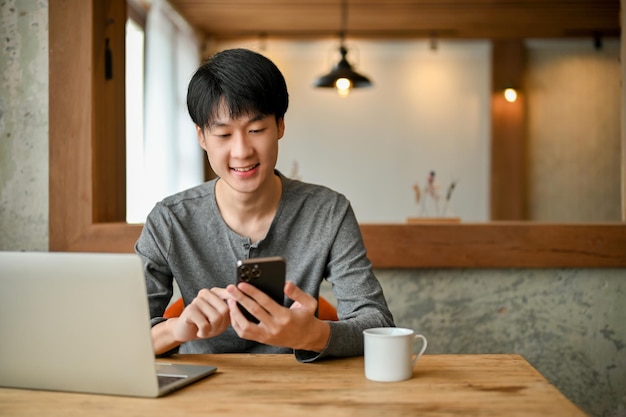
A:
[231,132,254,157]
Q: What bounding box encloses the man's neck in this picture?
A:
[215,174,282,243]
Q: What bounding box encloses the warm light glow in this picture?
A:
[504,88,518,103]
[335,78,352,96]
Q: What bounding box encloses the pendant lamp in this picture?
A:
[314,0,372,96]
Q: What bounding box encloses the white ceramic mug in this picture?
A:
[363,327,428,382]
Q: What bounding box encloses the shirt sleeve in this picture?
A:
[298,204,395,362]
[135,203,176,326]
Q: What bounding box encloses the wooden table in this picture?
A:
[0,354,586,417]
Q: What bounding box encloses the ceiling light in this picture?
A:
[313,0,372,96]
[503,87,518,103]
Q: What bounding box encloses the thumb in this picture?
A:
[285,281,317,310]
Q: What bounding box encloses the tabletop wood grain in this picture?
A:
[0,354,587,417]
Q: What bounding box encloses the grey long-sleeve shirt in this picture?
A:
[135,171,394,362]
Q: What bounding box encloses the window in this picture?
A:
[125,15,146,223]
[124,0,204,224]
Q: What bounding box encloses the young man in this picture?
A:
[136,48,394,362]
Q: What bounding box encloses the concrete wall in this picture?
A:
[1,1,624,416]
[0,0,48,251]
[376,269,624,417]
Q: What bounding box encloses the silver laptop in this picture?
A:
[0,251,216,397]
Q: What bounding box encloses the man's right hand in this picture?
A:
[152,288,231,355]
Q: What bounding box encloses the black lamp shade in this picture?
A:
[314,46,372,89]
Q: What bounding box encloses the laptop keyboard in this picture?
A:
[157,374,186,388]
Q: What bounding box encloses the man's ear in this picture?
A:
[196,125,207,151]
[277,118,285,140]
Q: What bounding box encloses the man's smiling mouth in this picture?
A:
[232,164,259,172]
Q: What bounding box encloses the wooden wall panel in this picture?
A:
[490,40,527,220]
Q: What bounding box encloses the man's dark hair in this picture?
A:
[187,48,289,129]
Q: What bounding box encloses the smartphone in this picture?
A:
[236,256,286,323]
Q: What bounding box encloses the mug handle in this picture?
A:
[411,334,428,365]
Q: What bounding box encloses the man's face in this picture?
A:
[196,104,285,196]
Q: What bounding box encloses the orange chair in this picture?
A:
[317,296,339,321]
[163,296,185,318]
[164,296,338,321]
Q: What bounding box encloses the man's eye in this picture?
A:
[250,128,265,134]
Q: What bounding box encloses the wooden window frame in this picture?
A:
[49,0,626,268]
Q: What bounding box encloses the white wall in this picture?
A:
[218,39,492,222]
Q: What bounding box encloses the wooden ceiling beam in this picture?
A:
[168,0,620,40]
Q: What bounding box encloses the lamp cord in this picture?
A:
[340,0,348,44]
